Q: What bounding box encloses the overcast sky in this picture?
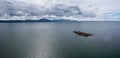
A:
[0,0,120,21]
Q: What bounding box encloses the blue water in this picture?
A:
[0,22,120,58]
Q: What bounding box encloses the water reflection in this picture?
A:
[0,22,120,58]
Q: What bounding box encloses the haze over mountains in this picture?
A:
[0,18,79,23]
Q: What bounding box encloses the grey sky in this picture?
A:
[0,0,120,21]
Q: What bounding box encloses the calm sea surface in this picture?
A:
[0,22,120,58]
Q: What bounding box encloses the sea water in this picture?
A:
[0,22,120,58]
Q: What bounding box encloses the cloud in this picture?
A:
[0,0,120,21]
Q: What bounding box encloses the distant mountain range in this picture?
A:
[0,18,78,23]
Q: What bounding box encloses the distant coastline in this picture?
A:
[0,18,78,23]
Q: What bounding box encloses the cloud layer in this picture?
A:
[0,0,120,21]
